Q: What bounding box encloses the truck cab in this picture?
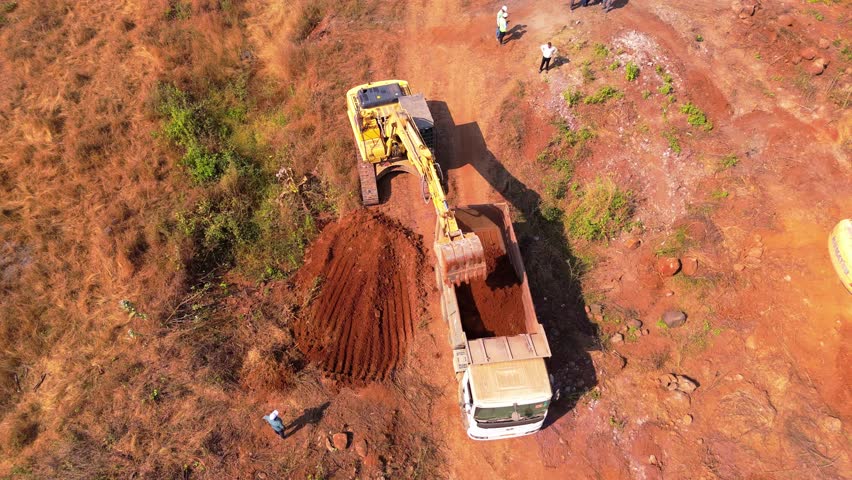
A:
[460,358,552,440]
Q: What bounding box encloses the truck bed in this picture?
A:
[438,204,551,371]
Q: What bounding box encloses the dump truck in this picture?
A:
[439,204,552,440]
[346,80,552,440]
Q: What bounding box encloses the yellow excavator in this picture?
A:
[345,80,486,284]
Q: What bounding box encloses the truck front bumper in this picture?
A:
[466,417,546,441]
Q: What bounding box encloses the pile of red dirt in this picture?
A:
[457,228,527,339]
[294,210,423,381]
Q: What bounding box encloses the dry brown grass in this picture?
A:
[0,0,432,478]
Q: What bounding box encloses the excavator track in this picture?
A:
[357,160,379,206]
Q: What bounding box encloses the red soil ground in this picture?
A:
[294,210,423,381]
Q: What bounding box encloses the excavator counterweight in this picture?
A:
[346,80,487,284]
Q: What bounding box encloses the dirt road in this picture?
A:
[392,0,850,478]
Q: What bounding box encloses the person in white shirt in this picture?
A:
[539,42,557,73]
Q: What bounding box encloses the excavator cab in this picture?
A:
[346,80,487,284]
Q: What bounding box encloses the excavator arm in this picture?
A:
[384,111,487,285]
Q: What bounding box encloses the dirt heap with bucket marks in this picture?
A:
[294,210,424,382]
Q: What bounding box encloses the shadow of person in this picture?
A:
[427,100,601,428]
[549,55,570,70]
[504,24,527,43]
[281,402,331,439]
[609,0,629,10]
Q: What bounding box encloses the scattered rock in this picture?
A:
[627,319,643,329]
[733,263,746,272]
[325,436,336,452]
[683,414,694,426]
[818,38,830,49]
[777,14,793,26]
[363,453,381,469]
[815,57,830,67]
[643,329,650,336]
[661,310,687,328]
[807,60,825,76]
[611,333,624,344]
[649,454,658,465]
[819,416,842,433]
[846,67,852,75]
[332,432,349,450]
[676,375,698,393]
[747,247,763,258]
[589,303,604,316]
[664,290,675,297]
[659,373,679,391]
[656,257,682,277]
[791,55,802,65]
[355,438,369,458]
[681,257,699,276]
[800,47,818,60]
[625,237,642,250]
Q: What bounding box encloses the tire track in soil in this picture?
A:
[294,210,423,382]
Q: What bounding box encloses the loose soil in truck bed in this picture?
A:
[456,228,527,339]
[294,210,423,381]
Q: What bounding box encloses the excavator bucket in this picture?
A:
[435,232,488,285]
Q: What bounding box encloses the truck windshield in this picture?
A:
[474,401,549,423]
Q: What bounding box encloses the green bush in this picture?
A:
[539,201,565,223]
[562,89,583,107]
[625,62,640,81]
[680,102,713,131]
[662,130,681,154]
[584,86,622,104]
[593,43,609,58]
[564,178,633,241]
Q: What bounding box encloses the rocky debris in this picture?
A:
[733,263,745,272]
[627,318,643,329]
[777,14,793,27]
[681,256,699,276]
[661,310,687,328]
[355,438,369,457]
[624,237,642,250]
[683,414,694,425]
[800,47,818,60]
[611,333,624,344]
[332,432,349,450]
[587,303,604,316]
[643,329,650,336]
[324,436,336,452]
[656,257,681,277]
[732,0,761,18]
[819,416,842,433]
[664,290,674,297]
[659,373,699,393]
[806,61,825,76]
[818,38,830,49]
[791,55,802,65]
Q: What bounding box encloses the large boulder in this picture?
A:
[656,257,682,277]
[661,310,687,328]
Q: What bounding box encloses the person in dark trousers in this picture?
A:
[263,409,285,438]
[602,0,614,12]
[496,15,508,45]
[539,42,558,73]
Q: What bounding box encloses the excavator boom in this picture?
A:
[346,80,487,284]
